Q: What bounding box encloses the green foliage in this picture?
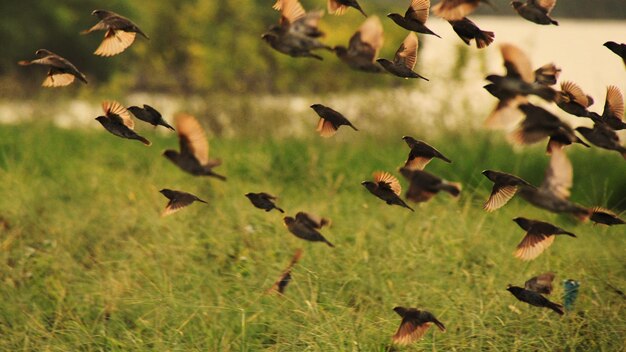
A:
[0,123,624,350]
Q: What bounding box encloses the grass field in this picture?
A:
[0,122,624,351]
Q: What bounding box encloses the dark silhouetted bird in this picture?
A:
[511,0,558,26]
[267,248,303,295]
[127,105,175,131]
[328,0,367,17]
[18,49,87,87]
[377,33,428,80]
[95,101,151,145]
[510,104,587,149]
[603,41,626,66]
[399,167,461,203]
[506,285,564,315]
[588,207,625,226]
[245,192,285,213]
[163,113,225,181]
[159,189,207,216]
[295,211,331,229]
[392,307,445,345]
[310,104,358,137]
[82,10,149,57]
[432,0,494,21]
[362,171,414,211]
[334,16,384,73]
[448,17,494,49]
[588,86,626,130]
[388,0,441,38]
[556,81,594,118]
[402,136,451,170]
[534,63,561,86]
[481,170,534,212]
[525,272,555,295]
[576,123,626,159]
[283,216,335,247]
[512,217,576,261]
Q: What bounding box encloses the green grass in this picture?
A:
[0,122,624,351]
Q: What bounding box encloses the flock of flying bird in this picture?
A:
[15,0,626,347]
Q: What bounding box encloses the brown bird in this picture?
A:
[512,217,576,261]
[506,285,564,315]
[295,211,331,229]
[556,81,594,118]
[510,103,587,148]
[310,104,358,137]
[387,0,441,38]
[448,17,495,49]
[511,0,558,26]
[399,167,461,203]
[525,272,555,294]
[18,49,87,87]
[95,101,151,145]
[245,192,284,213]
[588,207,625,226]
[283,216,335,247]
[267,248,303,295]
[402,136,451,170]
[362,171,414,211]
[481,170,534,212]
[127,105,175,131]
[159,189,207,217]
[534,63,561,86]
[576,123,626,159]
[589,86,626,130]
[377,33,428,80]
[334,16,385,73]
[82,10,149,57]
[432,0,494,21]
[328,0,367,17]
[392,307,445,345]
[163,113,225,181]
[604,41,626,66]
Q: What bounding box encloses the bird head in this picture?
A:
[95,116,106,123]
[510,1,523,10]
[361,180,377,192]
[244,193,254,198]
[91,9,114,18]
[481,170,497,181]
[375,58,391,67]
[283,216,295,226]
[309,104,324,113]
[35,49,53,57]
[512,217,531,229]
[387,13,403,22]
[506,284,514,291]
[162,150,179,162]
[393,306,409,317]
[401,136,418,147]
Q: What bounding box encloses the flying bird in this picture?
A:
[511,0,558,26]
[481,170,534,212]
[267,248,303,295]
[399,167,461,203]
[512,217,576,261]
[576,123,626,159]
[392,307,445,345]
[402,136,451,170]
[328,0,367,17]
[295,211,331,229]
[525,272,555,295]
[283,215,335,247]
[377,33,429,80]
[448,17,495,49]
[245,192,285,213]
[18,49,87,87]
[432,0,494,21]
[95,101,151,145]
[127,105,175,131]
[510,103,587,148]
[82,10,149,57]
[163,113,226,181]
[534,63,561,86]
[387,0,441,38]
[555,81,594,118]
[361,171,414,211]
[588,86,626,130]
[604,41,626,66]
[310,104,359,137]
[588,207,625,226]
[506,285,564,315]
[334,16,385,73]
[159,189,207,216]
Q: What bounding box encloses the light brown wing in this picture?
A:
[604,85,624,120]
[392,320,431,345]
[295,212,330,229]
[540,145,572,199]
[272,0,284,11]
[560,81,591,107]
[394,32,418,70]
[316,118,337,138]
[162,197,196,217]
[373,171,401,195]
[281,0,306,24]
[484,96,527,130]
[536,0,557,14]
[534,272,555,287]
[483,185,518,212]
[328,0,348,15]
[432,0,480,21]
[42,73,75,87]
[514,233,554,261]
[407,0,431,24]
[500,43,534,83]
[102,101,134,129]
[175,113,209,165]
[358,16,384,58]
[94,29,136,57]
[404,156,431,171]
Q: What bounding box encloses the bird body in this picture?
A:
[511,0,558,26]
[127,105,175,130]
[403,136,452,170]
[245,192,284,213]
[334,16,384,73]
[95,101,151,145]
[399,167,461,203]
[512,217,576,261]
[377,32,428,80]
[576,123,626,159]
[283,216,334,247]
[392,307,445,345]
[387,0,440,38]
[310,104,358,137]
[82,10,148,56]
[18,49,87,87]
[159,189,207,216]
[449,17,494,49]
[507,285,564,315]
[362,171,414,211]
